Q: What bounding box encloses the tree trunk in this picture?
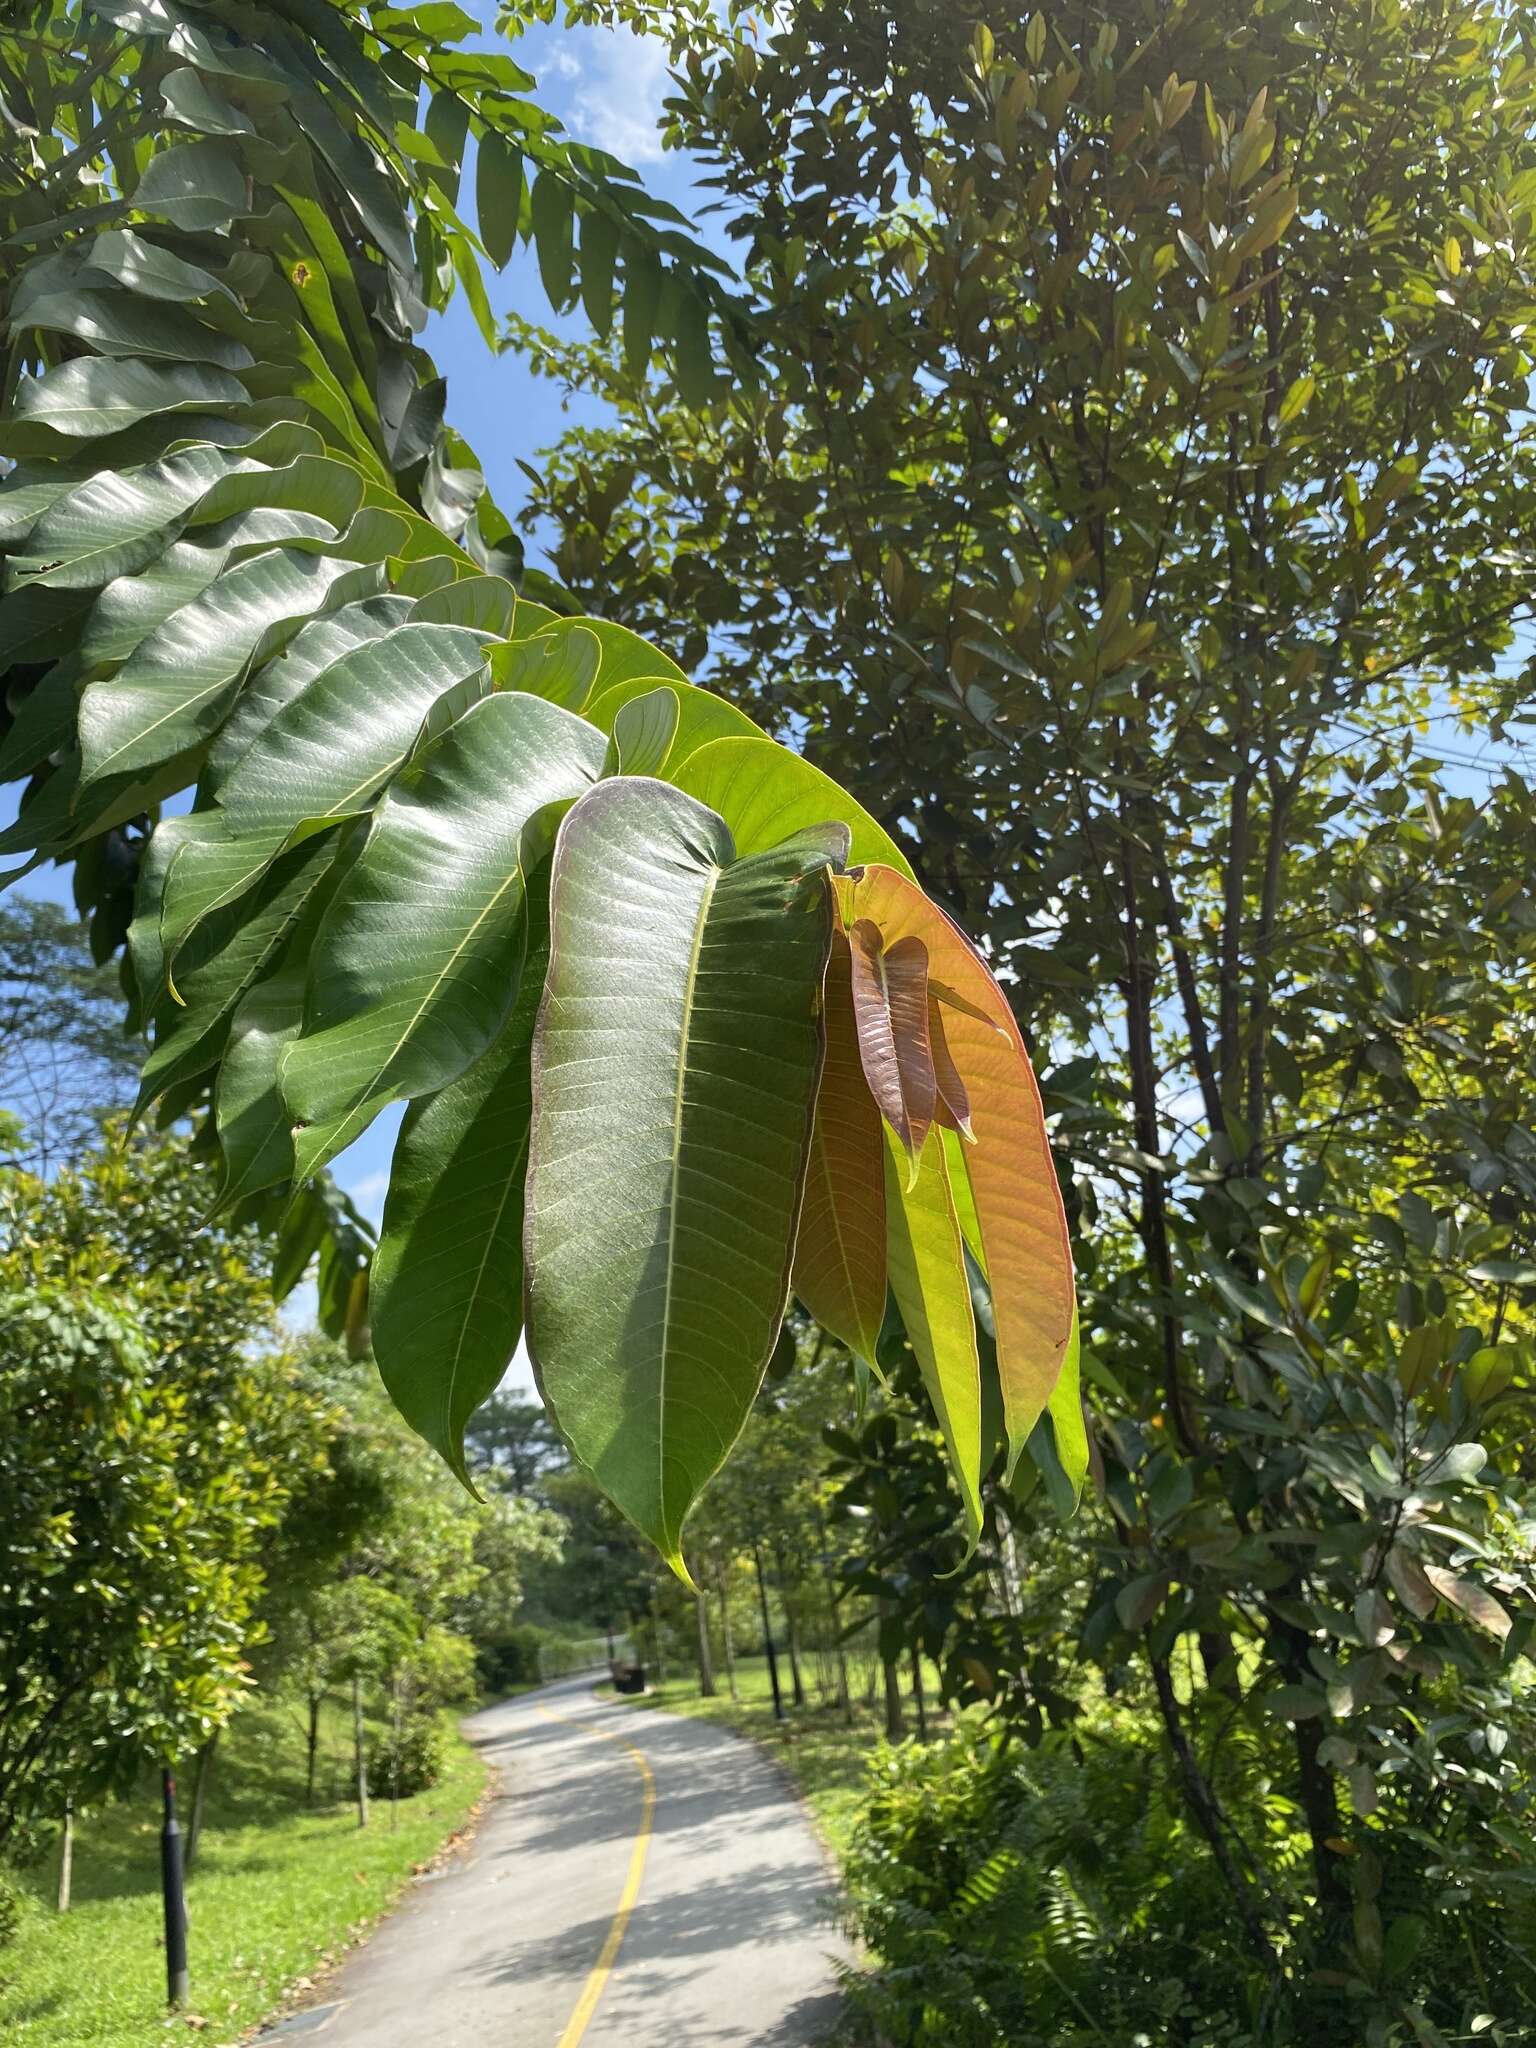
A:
[389,1677,401,1831]
[305,1689,322,1806]
[715,1560,738,1700]
[880,1600,906,1741]
[694,1592,716,1697]
[834,1639,853,1726]
[786,1603,807,1709]
[184,1729,219,1875]
[56,1798,73,1913]
[910,1647,928,1741]
[352,1672,369,1830]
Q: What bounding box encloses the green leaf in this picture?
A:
[603,685,679,776]
[215,956,308,1206]
[1024,1306,1087,1515]
[281,693,605,1180]
[160,65,258,137]
[579,206,620,338]
[671,735,914,873]
[530,170,575,309]
[18,288,254,371]
[372,886,552,1485]
[136,826,342,1111]
[492,622,602,709]
[585,673,760,767]
[77,550,382,787]
[8,444,238,590]
[476,131,524,270]
[207,594,414,788]
[132,138,249,230]
[411,573,517,635]
[672,286,713,407]
[525,780,842,1572]
[623,238,661,379]
[160,621,494,954]
[85,228,239,304]
[7,357,247,442]
[884,1125,984,1547]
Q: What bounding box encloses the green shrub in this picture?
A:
[0,1871,20,1950]
[365,1716,443,1801]
[836,1719,1536,2048]
[475,1624,548,1696]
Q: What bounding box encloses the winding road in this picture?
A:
[267,1674,850,2047]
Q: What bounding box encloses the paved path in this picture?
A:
[268,1674,849,2047]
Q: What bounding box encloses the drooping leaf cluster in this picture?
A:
[0,0,1077,1570]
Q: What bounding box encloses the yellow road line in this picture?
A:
[534,1705,656,2048]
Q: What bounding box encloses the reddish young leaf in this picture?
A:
[792,930,887,1361]
[929,993,974,1139]
[847,915,935,1173]
[838,864,1075,1474]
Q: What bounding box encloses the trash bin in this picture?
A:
[611,1663,647,1696]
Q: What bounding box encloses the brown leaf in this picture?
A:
[1385,1546,1437,1620]
[793,931,887,1360]
[929,994,974,1139]
[1422,1564,1512,1641]
[847,916,935,1169]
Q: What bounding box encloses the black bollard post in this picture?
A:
[752,1541,786,1722]
[160,1766,189,2009]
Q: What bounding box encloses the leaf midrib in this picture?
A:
[658,862,720,1549]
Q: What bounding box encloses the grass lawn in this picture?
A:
[0,1696,486,2048]
[622,1653,947,1864]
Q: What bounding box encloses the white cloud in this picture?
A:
[545,25,673,166]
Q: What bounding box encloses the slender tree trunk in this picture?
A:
[56,1797,73,1913]
[834,1637,853,1726]
[184,1729,219,1875]
[694,1592,716,1697]
[389,1678,401,1831]
[715,1560,738,1699]
[305,1689,322,1806]
[1149,1650,1277,1973]
[879,1600,906,1740]
[786,1605,807,1709]
[352,1673,369,1830]
[910,1647,928,1741]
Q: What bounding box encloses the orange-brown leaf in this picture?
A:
[847,916,935,1169]
[793,931,887,1361]
[838,865,1075,1472]
[929,994,974,1139]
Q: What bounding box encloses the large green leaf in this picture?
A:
[672,735,913,874]
[157,621,493,953]
[5,357,247,442]
[77,549,381,787]
[372,889,552,1485]
[884,1125,984,1547]
[280,692,606,1179]
[136,826,342,1109]
[524,778,844,1573]
[205,595,415,787]
[6,424,328,590]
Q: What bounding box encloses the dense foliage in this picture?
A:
[0,1135,333,1850]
